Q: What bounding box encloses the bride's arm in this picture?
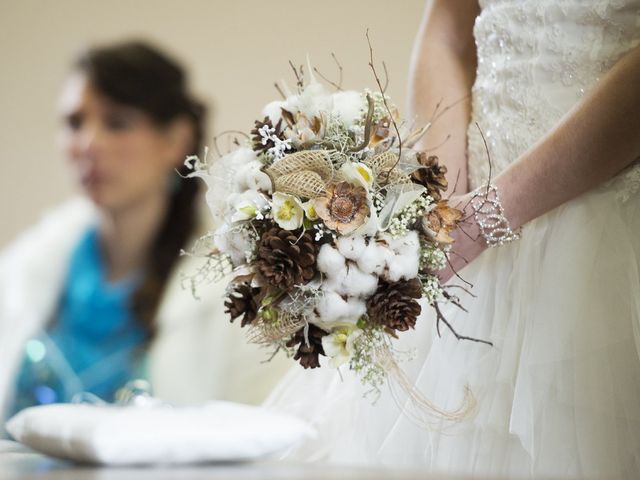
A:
[407,0,480,196]
[442,44,640,282]
[497,44,640,229]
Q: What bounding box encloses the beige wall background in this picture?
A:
[0,0,425,248]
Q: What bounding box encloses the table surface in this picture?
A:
[0,441,495,480]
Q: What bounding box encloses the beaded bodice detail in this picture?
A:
[467,0,640,201]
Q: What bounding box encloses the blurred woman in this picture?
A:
[0,40,288,426]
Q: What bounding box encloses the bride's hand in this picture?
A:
[437,192,488,284]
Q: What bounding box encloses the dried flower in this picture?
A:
[412,153,448,201]
[422,201,463,244]
[314,182,370,235]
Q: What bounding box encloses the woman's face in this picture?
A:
[58,73,186,212]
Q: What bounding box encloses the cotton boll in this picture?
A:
[383,231,421,259]
[298,82,332,119]
[386,253,420,282]
[336,235,366,261]
[325,262,377,297]
[234,161,272,193]
[331,90,365,126]
[317,244,346,276]
[323,265,349,295]
[316,290,351,323]
[214,224,254,266]
[316,290,366,326]
[342,264,378,297]
[346,297,367,319]
[226,148,259,170]
[357,241,393,275]
[262,100,286,123]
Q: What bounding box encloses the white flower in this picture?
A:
[228,190,269,223]
[302,199,319,220]
[321,325,362,368]
[339,162,374,190]
[271,192,304,230]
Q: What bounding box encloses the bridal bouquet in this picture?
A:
[185,61,480,393]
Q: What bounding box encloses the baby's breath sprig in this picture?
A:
[386,193,433,238]
[349,324,388,399]
[361,89,396,125]
[419,274,445,304]
[419,240,448,272]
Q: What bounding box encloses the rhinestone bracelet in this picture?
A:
[470,184,521,247]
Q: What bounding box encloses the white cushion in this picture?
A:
[5,401,314,465]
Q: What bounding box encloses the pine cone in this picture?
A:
[286,324,328,369]
[224,283,260,327]
[257,227,317,291]
[251,116,285,155]
[412,152,448,201]
[367,278,422,332]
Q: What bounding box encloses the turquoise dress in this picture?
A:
[7,227,148,418]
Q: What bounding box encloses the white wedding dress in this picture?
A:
[265,1,640,478]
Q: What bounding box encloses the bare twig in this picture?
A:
[446,256,474,288]
[288,60,304,92]
[423,134,452,152]
[475,122,493,194]
[366,29,403,182]
[313,53,344,91]
[446,169,463,201]
[382,61,389,93]
[443,284,477,298]
[313,67,342,90]
[433,302,493,346]
[274,82,286,100]
[347,93,375,153]
[332,52,343,89]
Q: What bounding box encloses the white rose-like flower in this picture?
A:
[302,199,319,220]
[321,325,362,368]
[271,192,304,230]
[228,190,269,223]
[338,162,374,191]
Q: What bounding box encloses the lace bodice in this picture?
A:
[467,0,640,201]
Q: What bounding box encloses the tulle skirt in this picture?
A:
[265,181,640,479]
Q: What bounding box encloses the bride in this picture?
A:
[266,0,640,478]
